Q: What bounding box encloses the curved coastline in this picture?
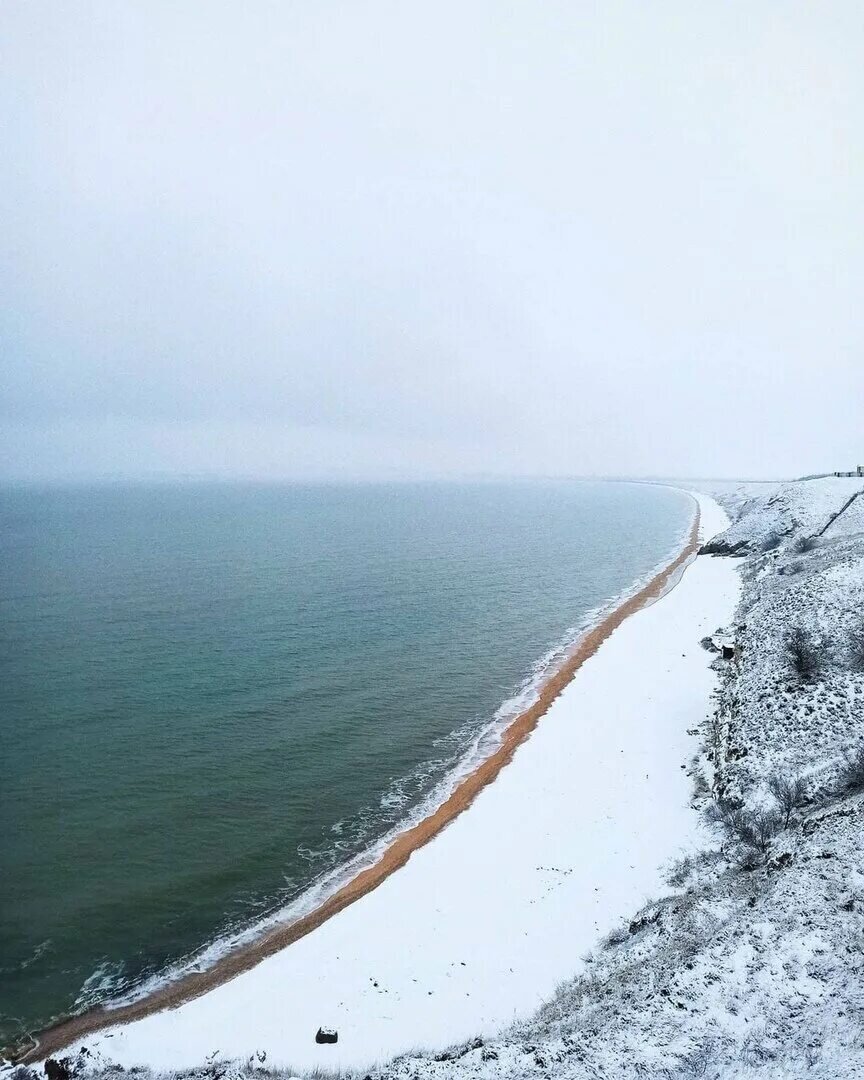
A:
[19,493,701,1065]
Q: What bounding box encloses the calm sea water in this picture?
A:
[0,480,692,1045]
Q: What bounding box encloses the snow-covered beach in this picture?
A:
[38,492,740,1074]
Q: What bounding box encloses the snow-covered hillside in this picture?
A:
[701,477,863,555]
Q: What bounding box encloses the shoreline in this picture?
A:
[19,497,702,1066]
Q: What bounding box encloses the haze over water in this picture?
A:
[0,479,692,1045]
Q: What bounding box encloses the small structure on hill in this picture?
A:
[799,466,864,479]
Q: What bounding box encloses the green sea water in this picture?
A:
[0,480,693,1046]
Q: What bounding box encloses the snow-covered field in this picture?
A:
[17,493,743,1076]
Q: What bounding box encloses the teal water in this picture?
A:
[0,480,693,1046]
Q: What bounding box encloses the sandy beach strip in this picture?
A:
[24,491,739,1072]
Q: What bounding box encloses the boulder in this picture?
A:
[315,1027,338,1044]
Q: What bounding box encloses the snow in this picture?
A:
[356,477,864,1080]
[51,492,741,1075]
[701,477,864,554]
[704,477,864,801]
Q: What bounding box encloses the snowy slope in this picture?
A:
[701,477,864,554]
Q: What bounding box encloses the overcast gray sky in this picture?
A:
[2,2,862,483]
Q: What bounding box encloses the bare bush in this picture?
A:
[739,808,783,854]
[784,626,826,681]
[761,530,783,553]
[792,535,818,553]
[847,627,864,673]
[768,773,809,828]
[602,924,630,949]
[667,853,697,888]
[779,560,805,577]
[707,801,782,856]
[837,746,864,794]
[661,1040,724,1079]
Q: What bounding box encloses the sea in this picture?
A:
[0,479,693,1046]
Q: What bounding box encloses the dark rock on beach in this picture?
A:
[699,536,750,556]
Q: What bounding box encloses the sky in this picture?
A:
[1,2,862,483]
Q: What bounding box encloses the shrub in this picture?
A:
[602,924,630,948]
[784,626,826,681]
[707,801,782,856]
[837,746,864,794]
[767,773,809,828]
[661,1040,722,1080]
[667,853,697,888]
[847,627,864,673]
[738,808,782,854]
[792,535,818,554]
[779,560,804,576]
[761,530,783,552]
